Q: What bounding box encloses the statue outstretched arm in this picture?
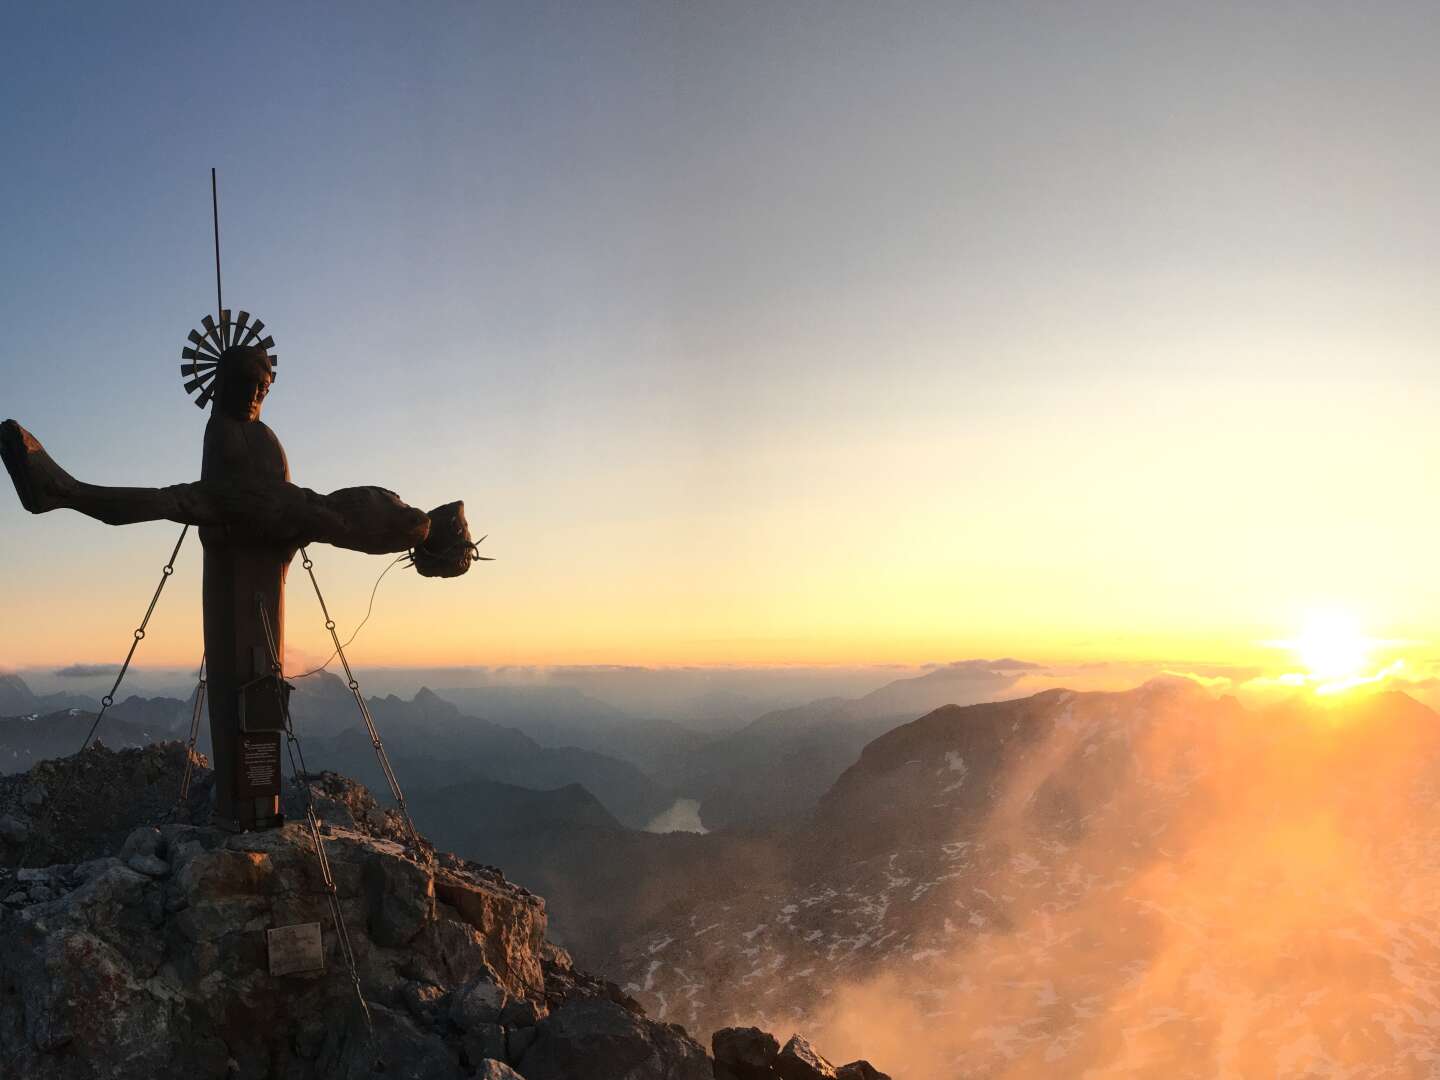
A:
[1,419,430,556]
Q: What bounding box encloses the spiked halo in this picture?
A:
[178,310,278,409]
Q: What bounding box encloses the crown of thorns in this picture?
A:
[178,310,278,409]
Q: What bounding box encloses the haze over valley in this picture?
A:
[6,645,1440,1076]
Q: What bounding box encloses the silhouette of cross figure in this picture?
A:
[1,341,476,830]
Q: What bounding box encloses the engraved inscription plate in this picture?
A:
[238,734,281,799]
[267,921,324,975]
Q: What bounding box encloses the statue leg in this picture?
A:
[2,418,215,524]
[2,420,431,553]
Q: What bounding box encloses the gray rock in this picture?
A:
[400,980,446,1022]
[22,782,47,808]
[10,926,175,1068]
[328,1003,457,1080]
[0,812,31,842]
[27,884,55,902]
[0,765,842,1080]
[506,1025,537,1064]
[499,996,547,1027]
[713,1026,781,1078]
[432,868,548,993]
[4,890,26,904]
[776,1034,838,1080]
[362,850,433,946]
[449,974,506,1031]
[120,826,162,860]
[462,1021,507,1067]
[292,1017,329,1061]
[72,856,122,881]
[17,867,50,883]
[518,998,712,1080]
[126,853,169,878]
[837,1062,892,1080]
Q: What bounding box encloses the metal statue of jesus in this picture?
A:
[1,342,477,830]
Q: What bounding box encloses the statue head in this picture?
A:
[215,346,274,422]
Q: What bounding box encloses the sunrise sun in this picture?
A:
[1290,612,1371,683]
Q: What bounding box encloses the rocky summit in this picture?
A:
[0,743,886,1080]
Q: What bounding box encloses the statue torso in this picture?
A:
[200,415,290,547]
[201,414,289,485]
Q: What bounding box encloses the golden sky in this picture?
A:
[3,4,1439,674]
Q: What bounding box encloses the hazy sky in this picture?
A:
[3,2,1440,673]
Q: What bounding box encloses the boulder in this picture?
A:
[400,980,446,1023]
[325,1003,457,1080]
[713,1025,781,1079]
[518,998,712,1080]
[448,974,506,1030]
[126,853,169,878]
[0,813,30,843]
[461,1021,507,1067]
[120,825,162,860]
[475,1060,526,1080]
[506,1024,537,1064]
[775,1034,838,1080]
[363,849,434,945]
[836,1062,892,1080]
[499,995,547,1027]
[433,869,547,997]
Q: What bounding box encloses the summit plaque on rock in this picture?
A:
[267,921,324,976]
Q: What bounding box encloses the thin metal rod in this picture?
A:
[211,168,223,318]
[177,653,207,806]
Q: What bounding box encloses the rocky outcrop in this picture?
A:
[712,1026,779,1079]
[0,740,202,867]
[712,1030,888,1080]
[0,747,890,1080]
[0,814,555,1078]
[518,999,710,1080]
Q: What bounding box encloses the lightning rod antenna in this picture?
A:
[211,168,223,317]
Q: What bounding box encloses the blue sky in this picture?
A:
[4,3,1440,672]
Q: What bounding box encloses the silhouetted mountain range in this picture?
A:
[0,672,677,829]
[0,673,105,718]
[665,658,1041,830]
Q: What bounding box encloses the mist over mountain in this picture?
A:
[603,681,1440,1077]
[433,685,712,776]
[665,659,1041,830]
[292,679,676,828]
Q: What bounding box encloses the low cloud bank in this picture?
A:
[53,663,123,679]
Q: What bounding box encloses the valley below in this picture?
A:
[4,666,1439,1077]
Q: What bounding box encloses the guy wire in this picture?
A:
[290,554,407,679]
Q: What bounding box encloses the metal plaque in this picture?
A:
[267,921,324,976]
[237,734,281,800]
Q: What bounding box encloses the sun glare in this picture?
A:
[1291,612,1370,683]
